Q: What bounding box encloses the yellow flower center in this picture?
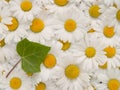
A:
[116,10,120,21]
[113,3,117,8]
[54,0,68,6]
[43,54,56,68]
[21,0,32,11]
[5,0,10,2]
[30,18,44,33]
[36,82,46,90]
[0,39,5,47]
[10,77,22,89]
[85,47,96,58]
[104,46,116,58]
[103,26,115,38]
[89,5,101,18]
[6,17,19,31]
[65,64,80,79]
[108,79,120,90]
[59,40,71,51]
[64,19,77,32]
[87,28,96,33]
[99,62,107,69]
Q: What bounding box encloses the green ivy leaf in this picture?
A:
[16,38,51,73]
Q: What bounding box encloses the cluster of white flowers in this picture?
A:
[0,0,120,90]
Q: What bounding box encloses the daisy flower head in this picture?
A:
[5,16,28,44]
[53,6,88,42]
[72,35,107,71]
[0,69,34,90]
[35,80,60,90]
[81,0,107,26]
[93,69,120,90]
[9,0,41,22]
[26,11,54,44]
[51,54,90,90]
[92,19,120,46]
[103,44,120,69]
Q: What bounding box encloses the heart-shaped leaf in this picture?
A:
[16,38,50,73]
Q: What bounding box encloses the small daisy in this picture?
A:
[35,80,59,90]
[103,0,119,7]
[5,16,28,44]
[9,0,41,22]
[0,69,34,90]
[26,11,54,43]
[53,7,87,42]
[72,36,107,71]
[51,54,90,90]
[92,20,120,46]
[103,45,120,69]
[80,0,107,26]
[93,69,120,90]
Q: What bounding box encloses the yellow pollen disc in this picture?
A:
[5,0,10,2]
[104,46,116,58]
[6,17,18,31]
[30,18,44,33]
[10,77,22,89]
[113,3,117,8]
[103,26,115,38]
[108,79,120,90]
[21,0,32,11]
[0,39,5,47]
[65,64,80,79]
[99,62,107,69]
[87,28,96,33]
[85,47,96,58]
[54,0,68,6]
[64,19,77,32]
[43,54,56,68]
[36,82,46,90]
[116,10,120,21]
[59,40,71,51]
[89,5,101,18]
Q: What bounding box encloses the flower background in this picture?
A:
[0,0,120,90]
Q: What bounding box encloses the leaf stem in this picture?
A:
[6,59,21,78]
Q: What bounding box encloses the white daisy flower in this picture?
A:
[51,54,90,90]
[93,69,120,90]
[9,0,41,22]
[53,6,87,42]
[26,11,54,43]
[80,0,107,26]
[5,16,28,44]
[72,36,107,71]
[0,0,10,9]
[92,20,120,46]
[35,80,60,90]
[103,45,120,69]
[0,69,34,90]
